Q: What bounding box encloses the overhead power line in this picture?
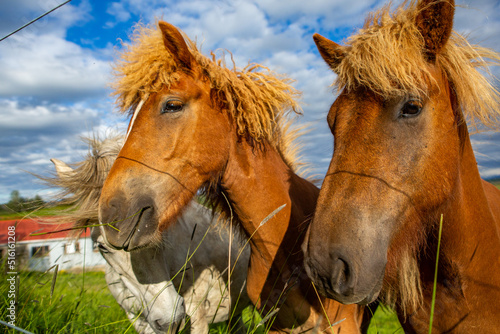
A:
[0,0,72,42]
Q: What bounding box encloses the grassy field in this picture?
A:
[0,268,402,333]
[0,205,72,221]
[0,203,403,333]
[0,270,132,333]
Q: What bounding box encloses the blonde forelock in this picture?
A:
[333,0,500,131]
[111,22,303,163]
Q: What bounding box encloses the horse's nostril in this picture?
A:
[153,319,164,330]
[333,258,347,282]
[331,256,354,296]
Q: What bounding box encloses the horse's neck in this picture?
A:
[219,138,364,332]
[403,128,500,332]
[441,133,500,265]
[221,138,319,310]
[421,129,500,303]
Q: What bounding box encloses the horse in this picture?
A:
[46,135,250,334]
[97,21,369,333]
[302,0,500,332]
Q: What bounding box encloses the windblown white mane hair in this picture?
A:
[45,134,123,230]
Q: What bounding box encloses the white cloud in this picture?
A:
[479,167,500,179]
[255,0,380,30]
[0,98,124,203]
[454,0,500,55]
[0,33,110,101]
[0,100,98,130]
[106,2,132,28]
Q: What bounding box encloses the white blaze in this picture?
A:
[125,97,147,141]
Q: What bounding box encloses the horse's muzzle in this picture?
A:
[99,192,158,251]
[303,236,386,305]
[149,297,186,334]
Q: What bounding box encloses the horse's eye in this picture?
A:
[162,100,184,114]
[400,100,423,118]
[97,243,110,254]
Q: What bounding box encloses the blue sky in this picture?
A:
[1,0,500,204]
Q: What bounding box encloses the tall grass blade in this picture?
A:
[254,308,280,329]
[221,190,235,330]
[259,204,286,227]
[428,214,444,334]
[50,264,59,299]
[310,281,336,332]
[330,318,346,327]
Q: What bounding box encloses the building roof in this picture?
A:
[0,218,91,244]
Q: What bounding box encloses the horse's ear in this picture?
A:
[313,33,346,73]
[51,158,75,179]
[415,0,455,62]
[158,21,194,70]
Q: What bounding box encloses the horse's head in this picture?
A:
[99,21,299,250]
[98,22,232,250]
[92,229,185,333]
[303,0,489,309]
[50,145,186,333]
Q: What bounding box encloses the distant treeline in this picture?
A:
[1,190,45,213]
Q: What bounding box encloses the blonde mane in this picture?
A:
[41,135,123,231]
[111,22,304,168]
[332,0,500,131]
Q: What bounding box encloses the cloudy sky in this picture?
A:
[1,0,500,204]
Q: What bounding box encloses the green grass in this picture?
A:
[0,205,72,221]
[367,305,402,334]
[211,301,403,333]
[0,270,133,334]
[490,179,500,189]
[0,268,402,333]
[209,306,266,334]
[0,201,402,333]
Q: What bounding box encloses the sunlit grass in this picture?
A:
[0,205,72,220]
[0,266,404,333]
[0,269,132,333]
[367,305,402,334]
[490,179,500,189]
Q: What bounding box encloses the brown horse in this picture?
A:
[303,0,500,333]
[97,21,368,333]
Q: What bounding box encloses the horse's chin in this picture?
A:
[334,271,384,305]
[316,282,381,306]
[147,296,186,334]
[354,290,381,305]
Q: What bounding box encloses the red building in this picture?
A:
[0,218,105,271]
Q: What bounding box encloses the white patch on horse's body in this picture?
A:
[97,201,250,333]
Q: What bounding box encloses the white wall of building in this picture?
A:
[21,237,106,271]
